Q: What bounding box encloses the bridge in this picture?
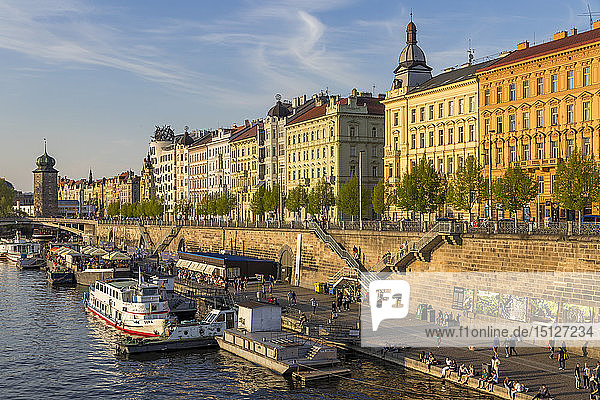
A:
[0,217,97,238]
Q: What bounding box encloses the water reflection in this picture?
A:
[0,264,493,399]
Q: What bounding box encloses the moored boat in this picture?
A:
[85,278,173,337]
[47,266,75,285]
[0,232,44,269]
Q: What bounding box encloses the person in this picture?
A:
[504,337,510,357]
[425,352,436,371]
[504,377,513,397]
[509,335,518,356]
[548,339,555,359]
[584,363,591,389]
[288,291,294,306]
[486,371,498,391]
[310,297,318,314]
[575,363,582,389]
[457,363,469,383]
[531,384,553,399]
[557,347,566,370]
[299,312,307,325]
[331,309,338,320]
[491,356,500,378]
[493,336,500,358]
[478,370,489,389]
[331,301,337,313]
[591,377,600,400]
[441,357,454,378]
[511,381,527,399]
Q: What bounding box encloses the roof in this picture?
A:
[478,28,600,73]
[286,95,384,126]
[408,59,499,94]
[179,251,276,264]
[267,100,292,118]
[237,300,279,309]
[286,103,327,125]
[229,123,261,143]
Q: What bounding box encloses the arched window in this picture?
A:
[372,127,377,138]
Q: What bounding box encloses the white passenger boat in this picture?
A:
[85,277,174,337]
[0,233,44,269]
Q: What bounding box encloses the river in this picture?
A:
[0,263,494,399]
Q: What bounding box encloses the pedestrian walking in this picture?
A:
[509,335,518,356]
[557,347,566,370]
[491,356,500,378]
[310,297,318,314]
[493,336,500,358]
[575,363,582,389]
[504,337,510,357]
[584,363,591,389]
[331,301,337,313]
[548,339,555,359]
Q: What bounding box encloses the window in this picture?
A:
[567,139,575,157]
[523,144,530,161]
[438,103,444,118]
[420,107,425,121]
[330,146,334,157]
[484,118,490,134]
[584,66,591,86]
[448,128,454,144]
[536,77,543,95]
[510,145,516,162]
[537,142,544,159]
[550,107,558,125]
[468,125,475,142]
[522,80,529,98]
[584,137,591,156]
[429,131,434,147]
[447,156,453,174]
[496,116,503,133]
[509,84,516,101]
[458,126,464,143]
[438,130,444,146]
[551,74,558,92]
[411,134,416,149]
[372,166,378,177]
[509,114,516,131]
[538,176,544,194]
[536,109,543,128]
[496,86,502,103]
[372,127,377,138]
[350,146,356,157]
[448,101,454,116]
[411,109,416,123]
[484,148,490,166]
[567,104,574,123]
[551,140,559,158]
[458,156,464,170]
[484,89,490,106]
[458,99,464,114]
[394,137,398,150]
[437,158,444,173]
[394,112,399,126]
[350,165,356,176]
[350,126,356,137]
[420,132,425,148]
[497,146,503,164]
[583,101,591,121]
[523,111,530,129]
[567,71,574,90]
[429,105,434,120]
[469,96,475,113]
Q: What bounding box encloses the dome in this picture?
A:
[398,44,427,67]
[267,101,291,118]
[33,145,58,173]
[176,132,194,146]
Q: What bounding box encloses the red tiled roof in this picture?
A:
[230,123,262,143]
[286,103,327,125]
[286,96,384,126]
[478,28,600,72]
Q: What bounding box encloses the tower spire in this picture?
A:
[43,138,47,154]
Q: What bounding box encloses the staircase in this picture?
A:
[137,221,155,251]
[305,344,322,360]
[151,224,182,256]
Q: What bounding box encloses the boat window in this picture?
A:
[216,314,225,322]
[142,288,158,296]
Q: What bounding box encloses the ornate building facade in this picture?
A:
[33,143,58,217]
[230,122,262,221]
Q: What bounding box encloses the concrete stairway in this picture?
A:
[152,224,182,256]
[136,221,155,251]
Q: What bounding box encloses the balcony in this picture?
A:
[385,149,401,158]
[514,157,560,170]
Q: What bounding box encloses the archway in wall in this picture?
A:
[177,238,186,253]
[278,245,294,283]
[108,229,114,244]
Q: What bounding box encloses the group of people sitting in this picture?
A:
[177,268,227,288]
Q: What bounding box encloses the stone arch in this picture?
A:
[177,238,186,253]
[278,244,295,283]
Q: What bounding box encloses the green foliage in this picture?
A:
[263,183,280,213]
[0,178,15,217]
[336,175,370,217]
[197,191,236,217]
[492,166,538,218]
[394,157,445,214]
[371,178,391,218]
[175,199,193,217]
[250,187,266,216]
[285,186,308,218]
[308,179,335,216]
[446,155,486,218]
[553,150,600,214]
[107,201,121,216]
[108,197,163,218]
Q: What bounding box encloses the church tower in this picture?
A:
[392,20,432,90]
[33,140,58,217]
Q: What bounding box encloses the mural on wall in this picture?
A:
[500,294,527,322]
[476,290,499,317]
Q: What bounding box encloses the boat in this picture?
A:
[85,277,174,337]
[47,265,75,285]
[115,308,236,355]
[0,232,44,269]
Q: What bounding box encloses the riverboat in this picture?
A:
[85,278,173,337]
[47,265,75,285]
[0,233,44,269]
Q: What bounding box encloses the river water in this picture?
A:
[0,263,494,400]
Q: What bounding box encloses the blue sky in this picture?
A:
[0,0,596,191]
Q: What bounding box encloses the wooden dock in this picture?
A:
[292,367,351,384]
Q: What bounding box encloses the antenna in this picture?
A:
[468,39,474,65]
[410,9,413,22]
[43,137,47,153]
[372,84,376,93]
[578,4,600,30]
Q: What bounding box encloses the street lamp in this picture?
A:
[488,129,495,220]
[359,150,364,230]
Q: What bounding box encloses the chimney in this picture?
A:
[351,88,358,97]
[570,27,578,36]
[379,93,386,99]
[244,119,249,126]
[517,41,529,50]
[595,20,600,29]
[554,31,567,40]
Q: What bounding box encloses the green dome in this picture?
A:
[33,147,58,173]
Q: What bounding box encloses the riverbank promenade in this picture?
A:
[222,279,598,400]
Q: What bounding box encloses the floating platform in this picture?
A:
[292,367,351,384]
[115,337,217,356]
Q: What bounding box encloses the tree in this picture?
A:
[263,184,280,214]
[493,165,538,226]
[216,189,237,216]
[107,201,120,216]
[371,178,391,219]
[0,178,15,217]
[175,199,193,218]
[336,175,370,220]
[285,186,308,220]
[446,155,487,221]
[394,157,445,218]
[553,149,600,224]
[250,187,266,217]
[308,179,335,217]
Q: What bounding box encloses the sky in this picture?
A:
[0,0,597,191]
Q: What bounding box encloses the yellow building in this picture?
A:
[384,20,495,219]
[285,91,384,220]
[230,122,262,221]
[477,24,600,222]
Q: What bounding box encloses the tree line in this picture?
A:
[106,197,164,218]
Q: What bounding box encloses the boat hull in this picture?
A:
[16,257,45,269]
[86,304,161,337]
[216,336,291,374]
[116,337,217,355]
[47,270,75,285]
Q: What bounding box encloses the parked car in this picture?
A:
[581,215,600,224]
[471,218,490,227]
